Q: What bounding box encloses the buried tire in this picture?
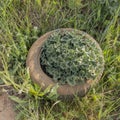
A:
[26,28,104,98]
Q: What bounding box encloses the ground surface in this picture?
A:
[0,92,15,120]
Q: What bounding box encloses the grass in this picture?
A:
[0,0,120,120]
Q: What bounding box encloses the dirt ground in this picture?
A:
[0,59,16,120]
[0,92,16,120]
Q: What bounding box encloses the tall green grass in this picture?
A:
[0,0,120,119]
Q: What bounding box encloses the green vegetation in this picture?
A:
[0,0,120,120]
[40,30,104,85]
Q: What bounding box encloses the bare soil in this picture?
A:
[0,92,16,120]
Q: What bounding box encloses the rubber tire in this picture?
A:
[26,28,104,98]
